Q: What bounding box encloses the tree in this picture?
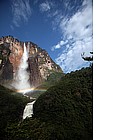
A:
[81,52,93,61]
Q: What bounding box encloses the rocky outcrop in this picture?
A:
[0,35,63,88]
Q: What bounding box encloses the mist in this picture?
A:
[12,43,31,93]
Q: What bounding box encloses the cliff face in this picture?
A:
[0,36,63,88]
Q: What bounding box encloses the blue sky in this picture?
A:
[0,0,93,73]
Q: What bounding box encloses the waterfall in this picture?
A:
[23,100,36,120]
[12,43,31,93]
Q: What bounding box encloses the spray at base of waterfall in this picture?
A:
[11,43,31,94]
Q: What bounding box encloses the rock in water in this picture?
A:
[0,36,63,89]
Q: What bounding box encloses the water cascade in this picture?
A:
[23,100,36,120]
[11,43,36,120]
[12,43,31,93]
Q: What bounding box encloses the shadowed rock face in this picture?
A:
[0,36,63,88]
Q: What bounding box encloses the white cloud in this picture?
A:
[55,44,61,49]
[39,1,50,12]
[60,40,67,46]
[11,0,32,27]
[61,2,92,40]
[51,40,68,51]
[55,0,93,73]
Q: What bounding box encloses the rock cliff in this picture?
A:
[0,35,63,89]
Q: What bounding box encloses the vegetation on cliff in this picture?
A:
[25,71,65,98]
[37,71,65,89]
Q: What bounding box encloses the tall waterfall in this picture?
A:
[12,43,31,93]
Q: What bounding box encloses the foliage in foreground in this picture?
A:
[0,85,29,140]
[4,66,93,140]
[34,66,93,140]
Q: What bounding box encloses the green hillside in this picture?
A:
[25,71,65,98]
[0,85,29,139]
[39,71,65,89]
[34,66,93,140]
[5,66,92,140]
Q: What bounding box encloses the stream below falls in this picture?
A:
[23,100,36,120]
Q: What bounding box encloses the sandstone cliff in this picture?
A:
[0,35,63,89]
